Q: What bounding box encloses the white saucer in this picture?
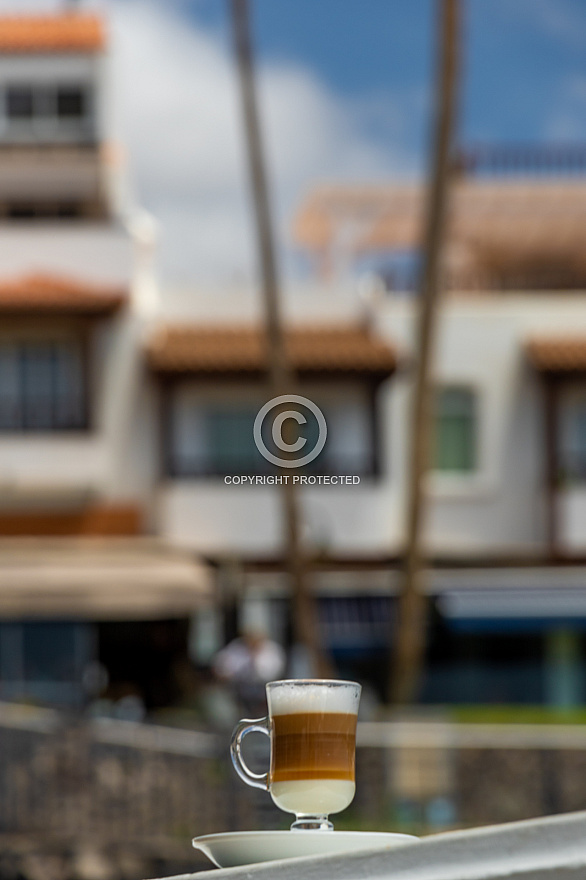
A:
[192,829,419,868]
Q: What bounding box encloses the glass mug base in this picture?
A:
[290,815,334,831]
[270,780,356,818]
[230,679,361,832]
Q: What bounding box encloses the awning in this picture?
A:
[0,538,212,619]
[147,324,397,379]
[434,568,586,632]
[0,273,125,316]
[438,589,586,620]
[526,337,586,374]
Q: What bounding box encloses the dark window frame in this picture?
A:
[160,375,385,481]
[433,384,478,474]
[0,334,91,434]
[558,382,586,483]
[6,85,33,119]
[0,620,95,707]
[5,201,84,221]
[3,81,94,142]
[56,86,86,120]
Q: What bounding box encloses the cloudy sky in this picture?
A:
[3,0,586,284]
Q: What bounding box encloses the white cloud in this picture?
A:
[493,0,586,47]
[542,75,586,140]
[108,0,404,283]
[526,0,586,47]
[0,0,59,8]
[0,0,104,9]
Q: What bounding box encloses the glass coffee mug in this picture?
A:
[230,679,361,830]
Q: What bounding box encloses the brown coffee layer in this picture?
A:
[271,712,357,783]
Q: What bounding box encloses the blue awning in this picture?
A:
[437,588,586,633]
[319,596,392,648]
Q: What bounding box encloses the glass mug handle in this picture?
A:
[230,717,270,791]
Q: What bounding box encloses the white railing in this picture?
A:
[358,719,586,750]
[157,810,586,880]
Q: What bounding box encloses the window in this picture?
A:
[7,204,36,219]
[5,201,83,221]
[206,407,263,474]
[0,340,86,431]
[317,397,376,475]
[0,621,93,706]
[560,392,586,481]
[56,86,85,119]
[434,387,477,473]
[3,82,93,141]
[168,387,378,478]
[169,398,265,476]
[6,85,33,119]
[56,202,82,219]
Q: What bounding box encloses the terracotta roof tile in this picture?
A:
[526,337,586,373]
[293,182,586,256]
[0,14,105,54]
[148,325,397,377]
[0,274,125,315]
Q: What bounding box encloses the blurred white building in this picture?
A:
[0,12,208,709]
[2,13,586,710]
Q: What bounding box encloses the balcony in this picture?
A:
[0,143,102,203]
[0,223,132,287]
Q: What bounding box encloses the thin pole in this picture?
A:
[390,0,461,704]
[544,377,560,559]
[230,0,330,676]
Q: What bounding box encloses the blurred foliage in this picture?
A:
[450,705,586,725]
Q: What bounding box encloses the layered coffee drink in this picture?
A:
[267,681,360,817]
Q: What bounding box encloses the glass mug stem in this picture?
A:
[290,815,333,831]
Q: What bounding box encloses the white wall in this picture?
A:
[7,273,586,552]
[0,220,160,511]
[0,48,162,515]
[386,294,586,554]
[560,490,586,551]
[159,374,392,554]
[161,480,402,556]
[160,282,363,324]
[157,288,586,557]
[0,307,158,507]
[0,224,132,286]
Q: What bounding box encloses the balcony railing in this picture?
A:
[383,267,586,294]
[456,143,586,177]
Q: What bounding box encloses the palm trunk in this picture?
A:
[390,0,461,704]
[230,0,330,678]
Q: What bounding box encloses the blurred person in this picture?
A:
[213,628,286,717]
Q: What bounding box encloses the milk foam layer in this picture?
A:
[267,681,360,716]
[270,780,355,815]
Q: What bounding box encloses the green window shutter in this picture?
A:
[434,387,476,472]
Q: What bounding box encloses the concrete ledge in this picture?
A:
[155,810,586,880]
